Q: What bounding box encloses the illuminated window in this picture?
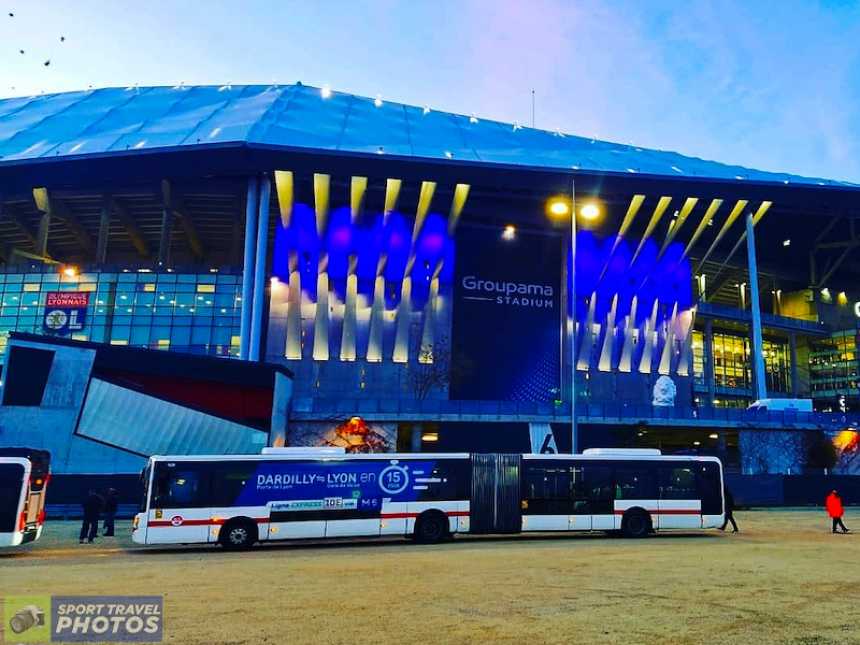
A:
[196,284,215,293]
[23,284,40,292]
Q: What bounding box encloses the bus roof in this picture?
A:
[149,452,472,462]
[147,452,721,463]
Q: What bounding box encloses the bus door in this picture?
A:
[147,463,211,544]
[470,454,521,534]
[658,464,701,530]
[572,463,614,531]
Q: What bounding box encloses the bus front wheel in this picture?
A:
[219,518,258,550]
[621,508,652,538]
[413,511,448,544]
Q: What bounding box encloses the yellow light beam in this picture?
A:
[696,199,749,268]
[659,197,698,257]
[598,194,646,281]
[405,181,437,277]
[706,200,775,280]
[683,198,723,258]
[350,176,367,221]
[412,181,436,243]
[752,200,772,225]
[631,196,672,263]
[313,173,330,237]
[384,178,402,221]
[274,170,294,228]
[618,194,646,238]
[447,183,470,235]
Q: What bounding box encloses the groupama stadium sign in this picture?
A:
[461,275,555,308]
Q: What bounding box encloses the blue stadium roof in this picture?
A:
[0,83,854,189]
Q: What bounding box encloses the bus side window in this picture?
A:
[658,465,697,499]
[211,463,256,507]
[614,465,658,500]
[153,465,208,509]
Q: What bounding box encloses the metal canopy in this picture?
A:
[0,84,855,190]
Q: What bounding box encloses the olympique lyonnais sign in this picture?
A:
[43,291,90,335]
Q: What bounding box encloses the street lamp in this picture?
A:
[547,189,602,454]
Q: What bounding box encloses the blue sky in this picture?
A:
[3,0,860,182]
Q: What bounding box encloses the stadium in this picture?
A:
[1,82,859,500]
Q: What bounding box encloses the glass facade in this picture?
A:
[0,268,242,359]
[762,339,790,393]
[691,330,705,385]
[809,331,859,400]
[713,332,750,389]
[694,329,791,394]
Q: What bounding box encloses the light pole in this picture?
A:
[548,184,601,454]
[569,179,578,454]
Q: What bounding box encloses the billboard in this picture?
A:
[450,226,562,401]
[43,292,89,335]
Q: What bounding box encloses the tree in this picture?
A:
[406,341,452,401]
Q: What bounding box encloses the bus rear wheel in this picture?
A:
[621,508,652,538]
[219,519,258,550]
[414,511,448,544]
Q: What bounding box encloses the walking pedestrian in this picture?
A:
[826,489,850,534]
[103,488,118,537]
[79,489,103,544]
[720,486,739,533]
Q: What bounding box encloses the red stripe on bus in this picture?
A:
[612,509,700,515]
[148,518,268,528]
[147,512,468,528]
[381,511,469,520]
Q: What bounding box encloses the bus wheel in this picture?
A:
[219,519,258,550]
[621,508,652,538]
[414,511,448,544]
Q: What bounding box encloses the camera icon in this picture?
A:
[9,604,45,634]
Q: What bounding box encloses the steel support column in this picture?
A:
[745,213,767,401]
[96,196,111,263]
[789,332,799,396]
[239,176,259,360]
[249,174,271,361]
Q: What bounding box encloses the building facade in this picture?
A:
[1,84,859,475]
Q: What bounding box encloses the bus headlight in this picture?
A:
[9,605,45,634]
[133,515,140,531]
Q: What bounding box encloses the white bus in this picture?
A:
[0,448,51,547]
[132,448,724,549]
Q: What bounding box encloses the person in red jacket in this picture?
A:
[826,490,850,534]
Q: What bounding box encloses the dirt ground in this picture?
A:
[1,509,859,645]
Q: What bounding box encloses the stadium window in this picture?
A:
[23,283,40,292]
[196,284,216,293]
[2,346,55,406]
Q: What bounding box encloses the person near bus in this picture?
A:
[79,489,103,544]
[103,488,118,537]
[826,490,850,534]
[720,486,738,533]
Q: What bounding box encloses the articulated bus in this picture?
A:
[133,448,724,549]
[0,448,51,547]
